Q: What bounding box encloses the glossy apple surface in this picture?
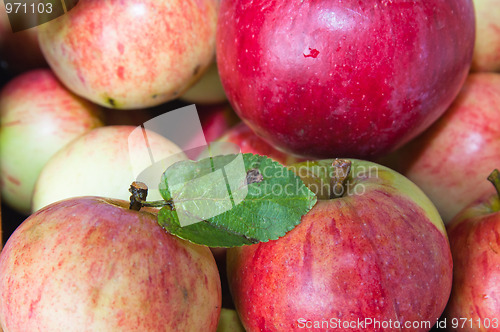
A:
[0,69,103,214]
[32,125,186,212]
[38,0,218,109]
[444,173,500,331]
[0,196,221,331]
[227,159,452,331]
[217,0,475,159]
[382,73,500,223]
[471,0,500,72]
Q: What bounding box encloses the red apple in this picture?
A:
[217,0,475,159]
[216,122,301,166]
[444,169,500,331]
[380,73,500,223]
[471,0,500,72]
[0,196,221,331]
[32,125,186,212]
[0,69,103,214]
[38,0,218,109]
[0,5,47,73]
[227,159,452,331]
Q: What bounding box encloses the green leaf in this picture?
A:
[157,153,317,247]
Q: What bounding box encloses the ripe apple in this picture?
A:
[444,169,500,331]
[380,73,500,223]
[38,0,218,109]
[0,196,221,331]
[0,5,47,73]
[216,122,301,166]
[0,69,103,214]
[227,159,452,331]
[471,0,500,72]
[31,125,186,212]
[217,0,475,159]
[181,62,228,104]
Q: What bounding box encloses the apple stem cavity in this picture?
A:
[129,182,174,211]
[487,169,500,200]
[330,159,352,199]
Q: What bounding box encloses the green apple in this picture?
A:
[32,125,186,212]
[0,69,102,214]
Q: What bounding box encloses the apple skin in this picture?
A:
[216,122,301,166]
[0,69,103,214]
[444,191,500,331]
[0,196,221,331]
[217,0,475,159]
[227,159,452,331]
[38,0,218,109]
[31,125,186,212]
[471,0,500,72]
[380,73,500,223]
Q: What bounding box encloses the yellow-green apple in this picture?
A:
[0,69,102,214]
[216,309,244,332]
[0,196,221,331]
[217,0,475,159]
[227,159,452,331]
[380,73,500,223]
[38,0,218,109]
[444,169,500,331]
[471,0,500,72]
[0,5,47,73]
[31,125,186,212]
[181,62,227,104]
[216,122,301,166]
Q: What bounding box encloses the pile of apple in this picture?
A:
[0,0,499,331]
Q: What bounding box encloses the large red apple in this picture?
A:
[444,170,500,331]
[227,159,452,331]
[0,196,221,331]
[380,73,500,223]
[217,0,475,159]
[0,69,103,214]
[38,0,218,109]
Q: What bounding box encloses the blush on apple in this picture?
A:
[38,0,218,109]
[444,169,500,331]
[0,69,103,214]
[227,159,452,331]
[380,73,500,223]
[31,125,186,212]
[0,196,221,331]
[217,0,475,159]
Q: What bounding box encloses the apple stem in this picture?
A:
[487,169,500,200]
[330,159,352,199]
[129,182,174,211]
